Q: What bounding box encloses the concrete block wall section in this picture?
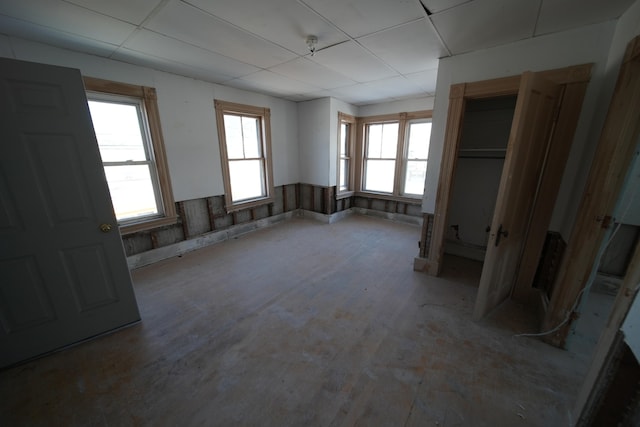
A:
[121,183,424,258]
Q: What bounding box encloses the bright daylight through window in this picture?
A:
[88,97,159,222]
[404,120,431,196]
[360,111,431,199]
[84,77,176,234]
[364,121,399,193]
[215,100,274,212]
[338,113,356,195]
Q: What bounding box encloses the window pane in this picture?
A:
[340,123,348,156]
[364,159,395,193]
[339,159,349,191]
[381,122,399,158]
[407,122,431,159]
[104,165,158,221]
[404,160,427,195]
[367,124,383,158]
[88,100,146,162]
[224,115,244,159]
[242,116,261,158]
[229,159,265,202]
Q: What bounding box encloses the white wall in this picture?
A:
[297,97,331,186]
[423,21,617,240]
[358,96,434,117]
[0,36,300,202]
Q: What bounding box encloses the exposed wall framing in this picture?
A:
[122,183,422,259]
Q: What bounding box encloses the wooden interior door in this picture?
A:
[0,58,141,368]
[473,72,561,320]
[543,36,640,348]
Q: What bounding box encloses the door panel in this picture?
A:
[25,133,94,224]
[473,72,561,320]
[0,58,140,368]
[0,256,56,333]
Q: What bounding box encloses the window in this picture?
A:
[337,112,356,196]
[358,111,432,199]
[403,119,431,196]
[84,77,176,234]
[215,100,274,212]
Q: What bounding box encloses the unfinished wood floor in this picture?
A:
[0,215,588,426]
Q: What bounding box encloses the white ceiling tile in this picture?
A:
[309,41,396,83]
[298,89,334,100]
[233,70,321,95]
[326,85,381,105]
[0,0,137,45]
[0,14,120,57]
[122,30,260,78]
[420,0,472,13]
[301,0,424,38]
[535,0,635,36]
[112,47,235,84]
[184,0,348,55]
[404,68,438,93]
[358,75,427,100]
[430,0,540,55]
[358,19,444,74]
[144,0,296,68]
[63,0,163,25]
[269,58,356,90]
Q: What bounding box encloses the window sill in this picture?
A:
[336,190,354,200]
[225,196,274,213]
[354,191,423,205]
[119,215,178,235]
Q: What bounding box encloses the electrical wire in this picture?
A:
[514,149,639,338]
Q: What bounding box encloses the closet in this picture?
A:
[446,96,517,261]
[426,64,593,320]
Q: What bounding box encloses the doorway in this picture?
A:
[445,96,516,262]
[426,64,593,320]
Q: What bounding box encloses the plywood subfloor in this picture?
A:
[0,216,589,426]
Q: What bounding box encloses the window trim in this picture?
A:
[214,99,274,213]
[337,112,356,199]
[356,110,432,201]
[83,76,177,235]
[401,117,432,197]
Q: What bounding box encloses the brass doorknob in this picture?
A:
[100,223,112,233]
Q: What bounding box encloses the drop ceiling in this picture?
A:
[0,0,635,105]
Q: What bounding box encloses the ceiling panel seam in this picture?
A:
[180,0,301,57]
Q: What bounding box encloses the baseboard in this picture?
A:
[127,210,298,269]
[300,208,354,224]
[352,207,423,226]
[413,256,429,272]
[444,239,486,262]
[128,208,423,269]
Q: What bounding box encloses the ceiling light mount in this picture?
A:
[306,35,318,56]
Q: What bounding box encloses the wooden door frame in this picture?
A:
[574,238,640,423]
[425,64,593,283]
[543,36,640,349]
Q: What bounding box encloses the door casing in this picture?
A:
[425,64,593,316]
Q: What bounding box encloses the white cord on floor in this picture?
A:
[514,148,639,338]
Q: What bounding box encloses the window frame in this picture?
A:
[355,110,432,202]
[214,99,274,213]
[83,76,177,235]
[337,112,356,198]
[401,118,432,197]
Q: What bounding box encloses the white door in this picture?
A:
[0,58,140,368]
